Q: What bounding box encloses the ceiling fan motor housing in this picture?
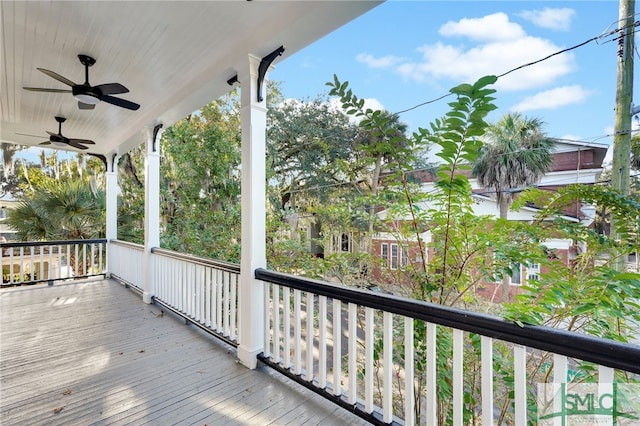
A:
[72,85,101,104]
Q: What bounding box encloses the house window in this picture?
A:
[527,262,540,281]
[391,244,398,269]
[401,246,408,267]
[381,242,409,270]
[381,243,389,267]
[341,233,350,252]
[511,263,521,285]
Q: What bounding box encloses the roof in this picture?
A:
[1,1,381,158]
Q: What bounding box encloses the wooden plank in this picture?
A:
[0,279,367,426]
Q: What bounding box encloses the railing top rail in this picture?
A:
[110,239,144,250]
[256,268,640,374]
[1,239,107,248]
[151,247,240,273]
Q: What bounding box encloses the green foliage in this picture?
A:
[117,95,243,260]
[160,97,242,260]
[267,95,360,211]
[505,185,640,339]
[7,178,105,240]
[326,73,640,424]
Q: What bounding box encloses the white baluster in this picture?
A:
[306,292,314,382]
[230,273,237,341]
[284,287,291,369]
[332,298,342,396]
[426,322,437,426]
[273,284,281,363]
[405,317,415,426]
[348,303,357,405]
[263,281,271,358]
[452,329,463,426]
[481,336,494,426]
[383,311,393,423]
[514,344,527,425]
[294,289,302,375]
[318,295,327,389]
[365,307,374,413]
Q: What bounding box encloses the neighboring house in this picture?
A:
[0,193,17,241]
[370,139,608,301]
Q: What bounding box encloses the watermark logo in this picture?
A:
[538,383,640,425]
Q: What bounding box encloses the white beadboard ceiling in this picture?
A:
[1,1,381,160]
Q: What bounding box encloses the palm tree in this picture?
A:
[473,112,554,219]
[7,179,105,276]
[10,179,105,240]
[473,112,553,301]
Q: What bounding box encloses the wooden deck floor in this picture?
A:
[0,279,368,426]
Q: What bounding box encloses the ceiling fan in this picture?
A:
[37,116,96,150]
[23,54,140,111]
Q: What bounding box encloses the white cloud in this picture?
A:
[358,13,575,92]
[398,37,574,91]
[511,86,591,112]
[439,12,526,41]
[356,53,403,69]
[363,97,385,112]
[518,8,575,31]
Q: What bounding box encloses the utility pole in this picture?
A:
[612,0,635,271]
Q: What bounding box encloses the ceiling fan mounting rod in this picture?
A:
[78,54,96,85]
[55,115,66,134]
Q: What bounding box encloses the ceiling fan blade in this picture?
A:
[16,132,45,138]
[68,141,89,150]
[78,101,95,110]
[39,141,52,146]
[37,68,76,87]
[23,87,72,93]
[102,95,140,111]
[95,83,129,95]
[68,138,95,145]
[46,131,56,137]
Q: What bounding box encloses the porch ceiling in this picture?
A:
[0,1,381,158]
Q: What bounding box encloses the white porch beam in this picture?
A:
[237,54,267,369]
[143,126,163,304]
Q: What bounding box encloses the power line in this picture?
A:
[274,20,640,147]
[394,19,640,117]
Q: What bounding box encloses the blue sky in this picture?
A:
[271,1,637,156]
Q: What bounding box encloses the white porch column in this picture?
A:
[105,154,119,276]
[237,54,267,369]
[143,126,162,304]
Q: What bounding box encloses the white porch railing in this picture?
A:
[109,239,144,289]
[1,239,106,286]
[108,240,240,346]
[256,268,640,426]
[151,247,240,346]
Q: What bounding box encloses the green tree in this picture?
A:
[7,178,105,241]
[160,96,242,261]
[267,96,360,211]
[1,143,23,182]
[472,112,553,219]
[117,94,243,261]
